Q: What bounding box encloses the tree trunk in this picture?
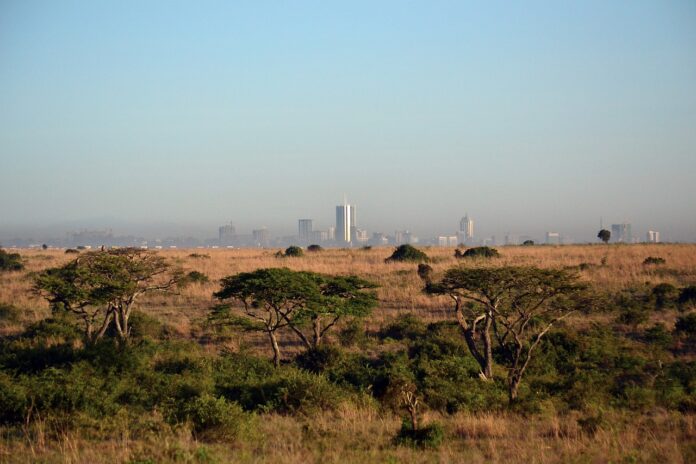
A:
[482,314,494,379]
[509,374,521,404]
[268,330,281,367]
[312,318,321,348]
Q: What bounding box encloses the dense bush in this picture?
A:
[394,418,445,449]
[643,256,666,265]
[385,245,429,263]
[652,283,679,310]
[181,270,210,286]
[455,246,500,259]
[284,246,304,257]
[307,244,323,252]
[678,286,696,310]
[0,248,23,272]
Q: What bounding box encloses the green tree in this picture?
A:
[426,266,587,403]
[597,229,611,243]
[34,248,181,345]
[386,245,429,263]
[214,268,377,365]
[289,274,377,350]
[284,246,304,257]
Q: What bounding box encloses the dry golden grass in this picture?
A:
[1,407,693,463]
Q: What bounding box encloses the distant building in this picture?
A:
[354,229,369,244]
[646,230,660,243]
[252,227,270,247]
[298,219,313,242]
[438,235,458,247]
[505,234,519,246]
[395,230,415,245]
[327,226,336,241]
[459,214,474,242]
[370,232,389,246]
[336,199,356,243]
[218,222,236,246]
[611,223,632,243]
[545,232,561,245]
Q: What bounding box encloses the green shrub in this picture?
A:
[679,286,696,310]
[643,256,666,265]
[394,418,445,449]
[378,314,427,341]
[385,245,429,263]
[652,283,679,310]
[455,246,500,259]
[675,313,696,336]
[522,240,535,246]
[188,253,210,259]
[0,372,28,424]
[337,319,368,347]
[181,271,210,286]
[283,246,304,257]
[0,303,21,324]
[0,248,23,272]
[182,395,249,441]
[65,248,80,254]
[307,244,323,252]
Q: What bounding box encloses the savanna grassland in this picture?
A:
[1,244,695,463]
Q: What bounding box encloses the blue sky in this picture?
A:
[1,1,695,241]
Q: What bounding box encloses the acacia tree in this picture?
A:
[425,266,587,402]
[35,248,181,345]
[214,268,317,366]
[213,268,377,365]
[598,229,611,243]
[424,268,534,380]
[287,274,377,350]
[487,268,586,403]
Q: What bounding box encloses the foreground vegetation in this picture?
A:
[0,244,695,463]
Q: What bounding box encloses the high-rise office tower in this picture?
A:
[218,222,236,246]
[336,199,355,243]
[646,230,660,243]
[611,223,632,243]
[460,214,474,241]
[298,219,313,242]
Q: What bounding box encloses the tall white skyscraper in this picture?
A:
[336,198,355,243]
[460,214,474,241]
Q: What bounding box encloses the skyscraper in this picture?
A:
[336,199,355,243]
[611,223,632,243]
[460,214,474,242]
[218,222,236,246]
[298,219,313,242]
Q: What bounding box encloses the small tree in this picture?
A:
[288,274,378,350]
[456,246,500,259]
[598,229,611,244]
[283,246,304,257]
[214,269,377,364]
[522,240,534,246]
[214,268,315,366]
[35,248,181,345]
[307,244,323,252]
[386,245,429,263]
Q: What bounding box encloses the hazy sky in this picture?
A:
[1,1,695,241]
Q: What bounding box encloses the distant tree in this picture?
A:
[0,249,23,272]
[35,248,181,345]
[455,246,500,259]
[65,248,80,254]
[307,244,323,252]
[386,245,429,263]
[214,268,377,365]
[41,244,48,250]
[598,229,611,244]
[284,246,304,257]
[522,240,534,246]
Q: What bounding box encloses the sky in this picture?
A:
[1,1,695,242]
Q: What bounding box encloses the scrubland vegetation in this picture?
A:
[0,244,695,463]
